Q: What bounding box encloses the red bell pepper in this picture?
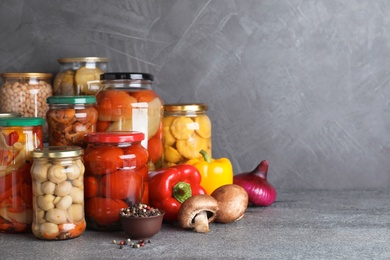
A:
[148,164,206,222]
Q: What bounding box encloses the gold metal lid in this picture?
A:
[57,57,108,63]
[31,146,83,158]
[164,103,208,112]
[1,73,52,78]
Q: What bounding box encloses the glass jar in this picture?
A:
[0,112,22,118]
[0,73,53,142]
[53,57,108,96]
[30,146,86,240]
[0,117,45,233]
[83,131,148,231]
[163,103,212,167]
[46,96,98,147]
[96,72,164,170]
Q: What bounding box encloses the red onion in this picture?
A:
[233,160,276,206]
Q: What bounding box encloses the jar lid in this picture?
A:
[1,73,52,79]
[164,103,208,112]
[57,57,108,63]
[100,72,154,81]
[47,95,96,104]
[31,146,83,158]
[0,117,46,126]
[84,131,145,143]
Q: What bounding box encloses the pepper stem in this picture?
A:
[199,149,211,163]
[173,182,192,203]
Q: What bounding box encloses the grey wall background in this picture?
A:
[1,0,390,190]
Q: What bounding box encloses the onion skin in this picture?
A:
[233,160,276,207]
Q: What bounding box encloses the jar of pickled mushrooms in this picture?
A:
[53,57,108,96]
[46,95,98,147]
[31,146,86,240]
[163,103,212,167]
[0,117,45,233]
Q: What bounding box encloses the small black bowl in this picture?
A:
[120,211,165,240]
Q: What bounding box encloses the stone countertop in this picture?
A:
[1,190,390,259]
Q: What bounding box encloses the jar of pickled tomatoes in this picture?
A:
[0,117,45,233]
[46,96,98,147]
[96,73,164,171]
[31,146,86,240]
[83,131,149,231]
[53,57,108,96]
[163,103,212,167]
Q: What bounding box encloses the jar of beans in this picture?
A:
[83,131,148,231]
[0,117,45,233]
[163,103,212,167]
[53,57,108,96]
[96,73,164,171]
[46,96,98,147]
[0,73,53,142]
[31,146,86,240]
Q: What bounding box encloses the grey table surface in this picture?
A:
[1,190,389,259]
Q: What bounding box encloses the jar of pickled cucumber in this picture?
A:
[163,103,212,167]
[46,96,98,147]
[53,57,108,96]
[0,73,53,142]
[83,131,148,231]
[31,146,86,240]
[96,72,164,170]
[0,117,45,233]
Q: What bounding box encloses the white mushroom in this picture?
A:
[72,177,84,188]
[67,204,84,222]
[41,181,56,194]
[31,163,51,183]
[46,208,67,224]
[66,164,81,180]
[54,181,73,196]
[32,182,44,196]
[37,194,55,211]
[70,187,84,204]
[75,159,85,175]
[35,208,46,224]
[55,195,73,210]
[47,164,67,184]
[178,194,218,233]
[39,222,59,237]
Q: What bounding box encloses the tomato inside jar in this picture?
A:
[0,117,45,233]
[96,73,164,171]
[83,131,149,231]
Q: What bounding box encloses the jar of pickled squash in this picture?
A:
[83,131,149,231]
[31,146,86,240]
[0,73,53,141]
[163,103,212,167]
[0,117,45,233]
[53,57,108,96]
[96,73,164,170]
[46,96,98,147]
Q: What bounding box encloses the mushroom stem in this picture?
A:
[193,211,209,233]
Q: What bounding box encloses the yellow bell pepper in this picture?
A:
[185,150,233,195]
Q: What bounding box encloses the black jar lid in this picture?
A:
[100,72,154,81]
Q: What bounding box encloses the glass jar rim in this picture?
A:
[1,73,52,79]
[57,57,108,63]
[100,72,153,81]
[84,131,145,143]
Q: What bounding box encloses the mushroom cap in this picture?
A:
[211,184,248,223]
[178,194,218,229]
